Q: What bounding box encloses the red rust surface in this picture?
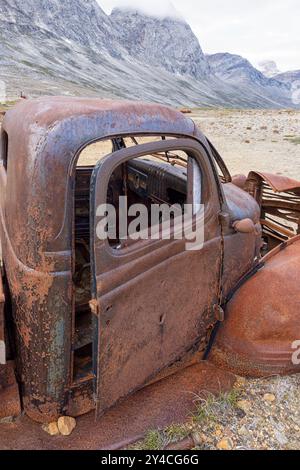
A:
[0,362,235,450]
[0,361,21,420]
[248,171,300,193]
[0,97,257,424]
[210,237,300,377]
[231,174,247,190]
[232,171,300,193]
[0,97,218,422]
[0,277,20,419]
[0,274,5,362]
[92,139,224,417]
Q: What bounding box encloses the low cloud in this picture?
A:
[100,0,183,19]
[99,0,300,71]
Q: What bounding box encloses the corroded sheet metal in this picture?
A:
[0,97,223,423]
[248,171,300,193]
[0,96,272,425]
[0,277,20,420]
[221,182,262,298]
[0,217,73,422]
[246,171,300,245]
[231,174,247,190]
[209,237,300,377]
[0,361,21,420]
[91,139,223,416]
[1,97,204,270]
[0,276,5,365]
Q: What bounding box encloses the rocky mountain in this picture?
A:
[0,0,298,109]
[274,70,300,106]
[0,0,117,53]
[207,53,293,108]
[110,8,211,80]
[0,0,211,105]
[275,70,300,86]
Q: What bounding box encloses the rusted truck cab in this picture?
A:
[0,97,299,423]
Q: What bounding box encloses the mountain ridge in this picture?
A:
[0,0,298,109]
[110,7,211,80]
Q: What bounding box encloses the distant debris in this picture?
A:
[180,108,192,114]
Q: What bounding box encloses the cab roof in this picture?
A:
[3,96,200,145]
[1,97,209,267]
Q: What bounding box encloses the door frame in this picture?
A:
[90,137,223,414]
[90,138,222,277]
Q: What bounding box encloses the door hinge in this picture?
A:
[89,299,100,316]
[213,304,225,322]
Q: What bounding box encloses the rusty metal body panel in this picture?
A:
[221,182,261,298]
[0,96,295,426]
[210,236,300,376]
[209,173,300,377]
[0,274,5,365]
[0,97,234,422]
[0,361,21,420]
[245,171,300,248]
[0,273,21,420]
[247,171,300,193]
[91,139,223,415]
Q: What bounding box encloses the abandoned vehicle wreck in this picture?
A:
[0,97,300,424]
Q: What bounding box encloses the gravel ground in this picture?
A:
[192,374,300,450]
[192,108,300,179]
[132,373,300,450]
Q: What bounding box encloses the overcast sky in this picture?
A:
[99,0,300,72]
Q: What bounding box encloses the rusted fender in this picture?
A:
[209,237,300,377]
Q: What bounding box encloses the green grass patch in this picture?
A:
[192,389,241,424]
[130,389,242,449]
[284,136,300,144]
[130,423,191,450]
[164,423,190,442]
[130,430,164,450]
